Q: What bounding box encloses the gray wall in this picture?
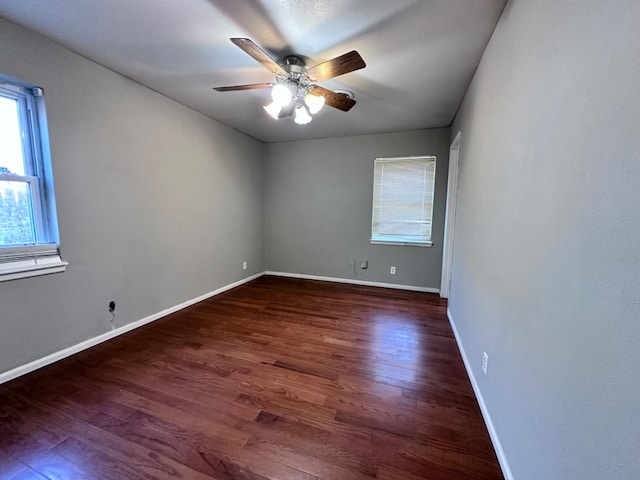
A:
[264,129,450,289]
[450,0,639,479]
[0,18,265,374]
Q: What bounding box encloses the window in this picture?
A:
[371,155,436,246]
[0,75,66,281]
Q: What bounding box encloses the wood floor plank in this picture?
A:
[0,276,503,479]
[8,469,50,480]
[242,437,374,480]
[0,455,31,479]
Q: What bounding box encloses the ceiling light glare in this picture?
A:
[263,101,281,120]
[294,104,312,125]
[304,93,325,114]
[272,84,293,107]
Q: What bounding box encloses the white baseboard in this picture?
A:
[265,271,439,293]
[447,308,515,480]
[0,272,264,385]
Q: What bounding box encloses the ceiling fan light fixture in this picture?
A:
[272,83,293,107]
[304,92,325,114]
[263,101,281,120]
[294,104,312,125]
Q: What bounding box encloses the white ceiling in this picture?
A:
[0,0,506,143]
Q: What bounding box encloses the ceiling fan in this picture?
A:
[213,38,366,124]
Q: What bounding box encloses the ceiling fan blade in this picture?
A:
[306,51,366,82]
[213,83,273,92]
[230,38,287,76]
[309,86,356,112]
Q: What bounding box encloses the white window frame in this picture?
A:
[0,75,66,281]
[370,155,436,247]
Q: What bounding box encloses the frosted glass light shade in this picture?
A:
[304,93,325,114]
[272,84,292,107]
[294,105,312,125]
[263,102,281,120]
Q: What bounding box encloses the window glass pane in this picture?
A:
[0,180,36,245]
[0,95,25,175]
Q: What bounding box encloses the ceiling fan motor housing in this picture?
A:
[283,55,306,67]
[277,56,313,105]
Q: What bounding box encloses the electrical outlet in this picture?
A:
[390,266,396,275]
[108,301,116,313]
[360,260,368,269]
[482,352,489,375]
[242,261,247,270]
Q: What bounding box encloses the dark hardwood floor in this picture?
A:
[0,276,503,480]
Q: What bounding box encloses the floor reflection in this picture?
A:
[372,314,422,383]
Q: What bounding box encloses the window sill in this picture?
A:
[0,255,68,282]
[370,238,433,247]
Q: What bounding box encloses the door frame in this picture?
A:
[440,131,462,298]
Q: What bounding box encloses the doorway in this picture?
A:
[440,131,461,298]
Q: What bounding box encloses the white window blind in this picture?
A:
[371,155,436,246]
